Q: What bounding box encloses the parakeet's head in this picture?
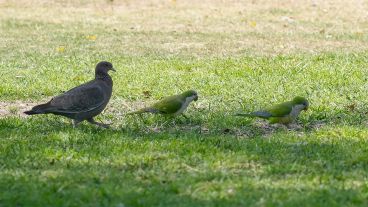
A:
[182,90,198,101]
[292,96,309,110]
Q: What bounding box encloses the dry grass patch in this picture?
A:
[1,0,368,56]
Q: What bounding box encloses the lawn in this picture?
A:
[1,0,368,206]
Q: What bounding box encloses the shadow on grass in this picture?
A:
[1,111,368,206]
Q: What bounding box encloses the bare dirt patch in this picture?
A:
[0,101,36,117]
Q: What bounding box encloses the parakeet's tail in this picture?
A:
[235,111,272,118]
[24,102,52,115]
[126,107,157,116]
[234,113,254,117]
[125,109,146,115]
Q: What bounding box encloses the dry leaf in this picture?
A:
[56,46,65,52]
[86,35,97,41]
[248,21,257,27]
[346,103,356,112]
[355,32,364,38]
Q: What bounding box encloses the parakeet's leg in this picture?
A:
[72,120,82,128]
[182,114,189,120]
[286,123,302,130]
[284,123,292,130]
[178,114,192,124]
[137,114,149,125]
[87,118,110,128]
[161,115,172,126]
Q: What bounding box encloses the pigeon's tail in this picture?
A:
[126,107,158,116]
[234,111,272,119]
[24,102,51,115]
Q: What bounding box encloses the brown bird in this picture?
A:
[24,61,115,128]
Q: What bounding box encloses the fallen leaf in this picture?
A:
[355,32,364,38]
[248,21,257,27]
[56,46,65,52]
[346,103,356,112]
[86,35,97,41]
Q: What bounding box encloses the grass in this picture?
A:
[1,0,368,206]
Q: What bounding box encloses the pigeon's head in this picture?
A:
[292,96,309,111]
[95,61,115,77]
[182,90,198,102]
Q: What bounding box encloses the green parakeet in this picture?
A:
[236,96,309,125]
[127,90,198,117]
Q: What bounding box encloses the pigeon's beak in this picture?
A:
[194,95,198,101]
[110,68,116,72]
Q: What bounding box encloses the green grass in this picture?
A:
[1,1,368,206]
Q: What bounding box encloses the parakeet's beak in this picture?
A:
[194,95,198,101]
[304,106,309,111]
[110,68,116,72]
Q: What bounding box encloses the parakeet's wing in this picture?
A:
[152,95,184,114]
[266,101,293,117]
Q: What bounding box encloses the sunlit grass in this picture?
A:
[1,0,368,206]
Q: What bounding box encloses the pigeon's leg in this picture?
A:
[87,118,110,128]
[72,120,82,128]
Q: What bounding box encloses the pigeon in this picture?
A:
[24,61,115,128]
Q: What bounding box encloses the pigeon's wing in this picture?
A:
[49,82,105,113]
[152,95,184,114]
[267,101,293,117]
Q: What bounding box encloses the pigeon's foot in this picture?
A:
[95,122,111,128]
[87,118,111,128]
[72,120,82,128]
